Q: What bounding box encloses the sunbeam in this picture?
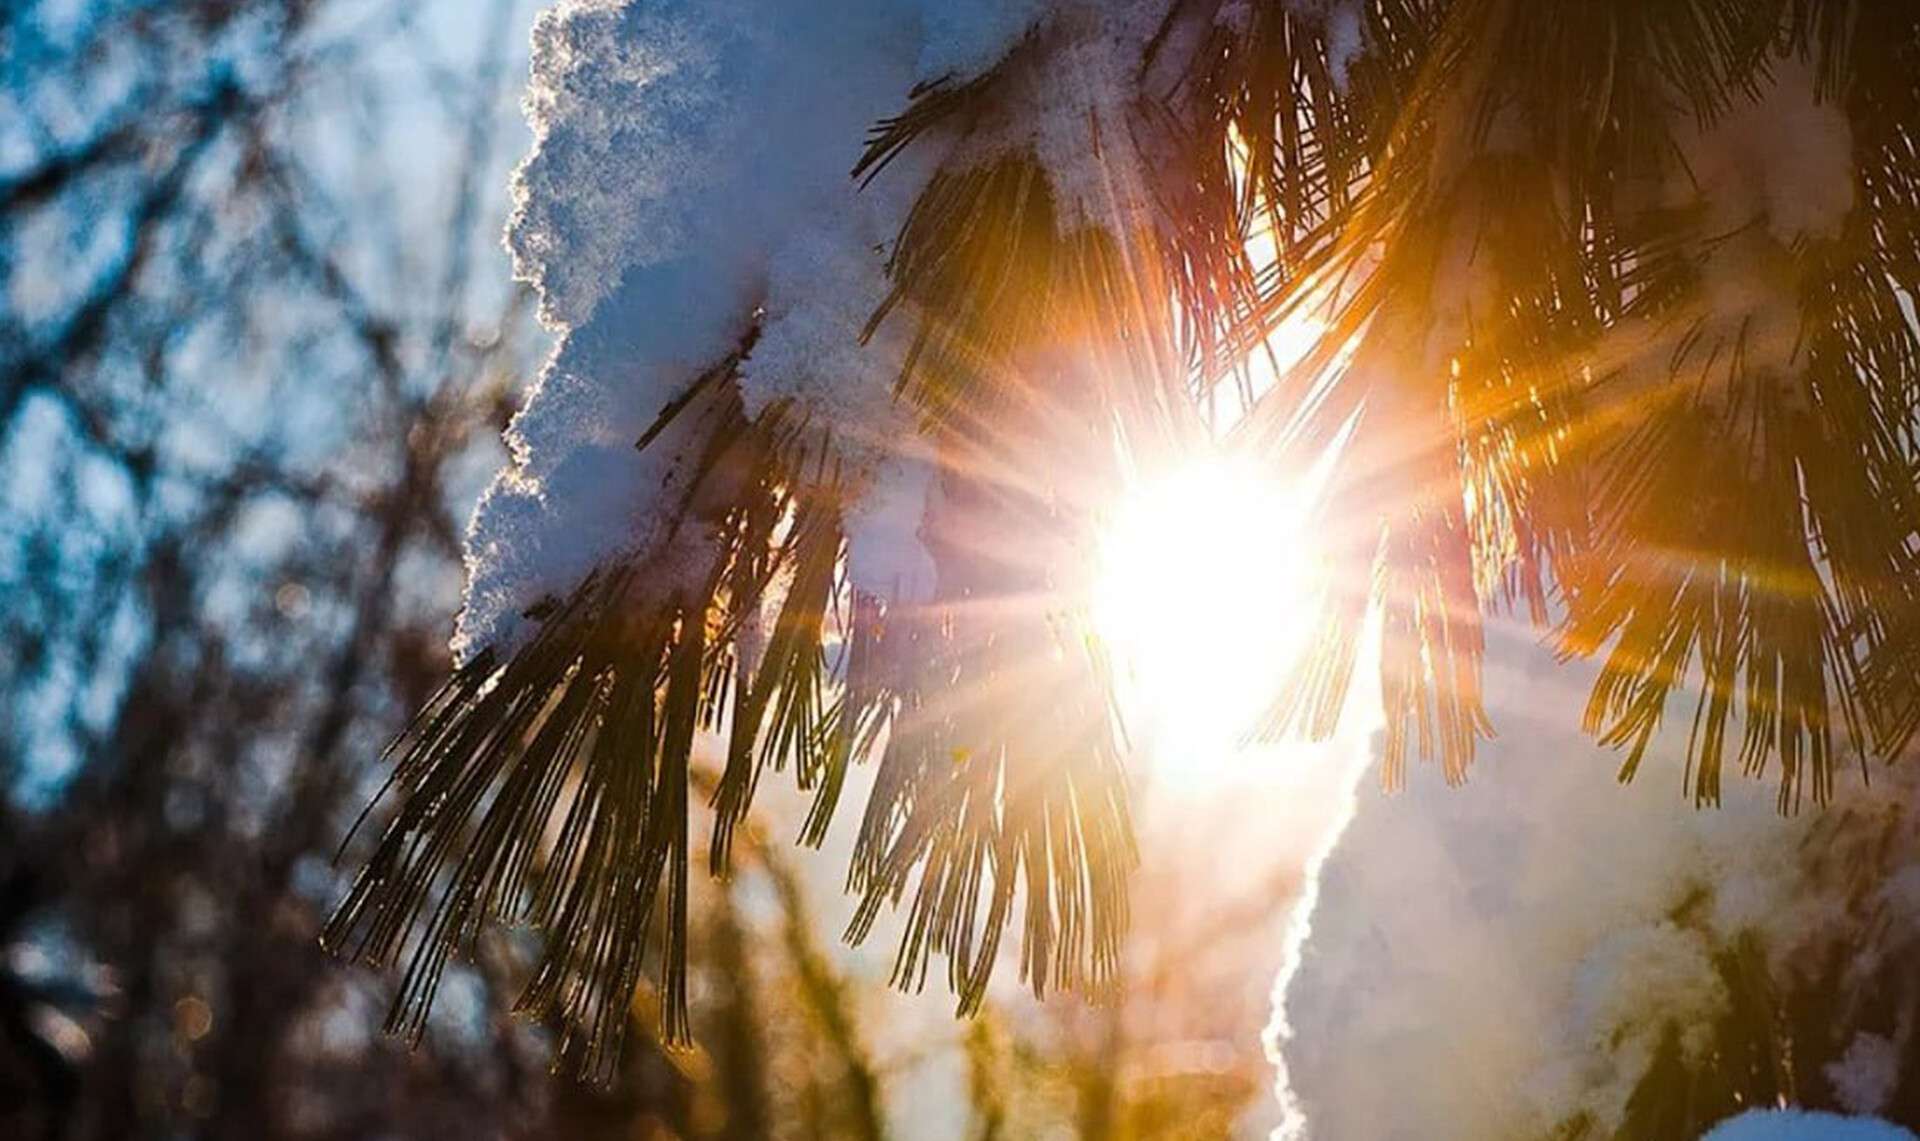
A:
[1094,454,1322,779]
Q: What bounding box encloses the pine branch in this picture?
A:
[1234,0,1920,800]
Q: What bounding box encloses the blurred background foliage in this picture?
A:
[0,2,1303,1137]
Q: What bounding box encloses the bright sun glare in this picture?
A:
[1093,455,1322,775]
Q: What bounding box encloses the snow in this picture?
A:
[507,0,738,331]
[928,2,1179,234]
[1283,1,1367,93]
[734,217,916,475]
[1021,5,1168,230]
[1634,55,1853,421]
[843,453,938,604]
[1318,2,1365,93]
[460,0,933,658]
[735,219,940,606]
[1682,56,1854,247]
[1702,1110,1916,1141]
[1267,615,1920,1140]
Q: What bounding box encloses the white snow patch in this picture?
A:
[459,0,939,658]
[844,453,938,604]
[1266,617,1920,1140]
[1285,0,1366,93]
[936,1,1176,234]
[736,219,911,473]
[1682,56,1854,246]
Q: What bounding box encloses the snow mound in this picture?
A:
[1269,619,1920,1139]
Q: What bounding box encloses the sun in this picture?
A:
[1092,453,1323,777]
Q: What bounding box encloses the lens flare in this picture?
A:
[1093,455,1321,776]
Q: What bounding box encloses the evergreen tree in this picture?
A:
[325,0,1920,1087]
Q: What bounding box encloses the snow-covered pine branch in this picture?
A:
[327,0,1258,1070]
